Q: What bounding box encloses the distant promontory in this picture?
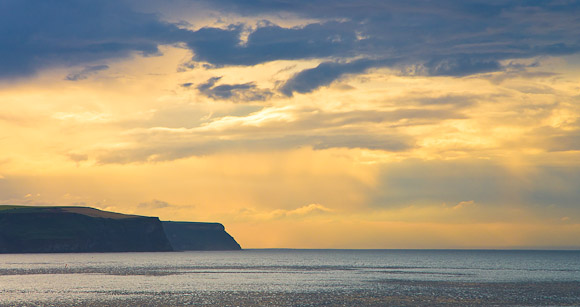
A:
[0,205,241,253]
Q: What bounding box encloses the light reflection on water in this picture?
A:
[1,250,579,305]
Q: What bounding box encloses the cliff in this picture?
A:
[0,206,174,253]
[162,221,241,251]
[0,205,242,253]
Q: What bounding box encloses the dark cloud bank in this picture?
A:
[0,0,187,79]
[2,0,579,95]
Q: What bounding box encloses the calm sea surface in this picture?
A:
[1,249,579,306]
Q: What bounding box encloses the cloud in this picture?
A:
[423,56,501,77]
[373,160,509,207]
[185,21,358,66]
[0,0,187,79]
[372,159,580,209]
[235,203,334,221]
[94,133,414,164]
[137,199,172,209]
[287,203,333,215]
[3,0,579,84]
[89,101,443,163]
[547,131,580,152]
[65,65,109,81]
[82,98,480,164]
[269,203,334,219]
[478,59,560,84]
[525,125,580,152]
[308,134,413,151]
[452,200,477,210]
[280,59,383,96]
[523,165,580,208]
[195,77,273,101]
[67,153,89,163]
[203,0,580,24]
[181,0,580,80]
[411,94,481,107]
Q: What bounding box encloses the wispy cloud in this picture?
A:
[234,203,334,221]
[195,76,273,101]
[138,199,172,209]
[66,65,109,81]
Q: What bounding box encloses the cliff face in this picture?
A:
[162,221,241,251]
[0,206,173,253]
[0,206,242,253]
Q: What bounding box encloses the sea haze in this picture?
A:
[1,249,579,306]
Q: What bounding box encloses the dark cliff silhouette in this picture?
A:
[162,221,241,251]
[0,206,241,253]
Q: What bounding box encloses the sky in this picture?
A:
[1,0,579,249]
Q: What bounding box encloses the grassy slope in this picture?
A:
[0,205,140,219]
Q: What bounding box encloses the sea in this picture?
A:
[0,249,579,306]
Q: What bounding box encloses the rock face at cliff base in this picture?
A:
[0,206,242,253]
[162,221,242,251]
